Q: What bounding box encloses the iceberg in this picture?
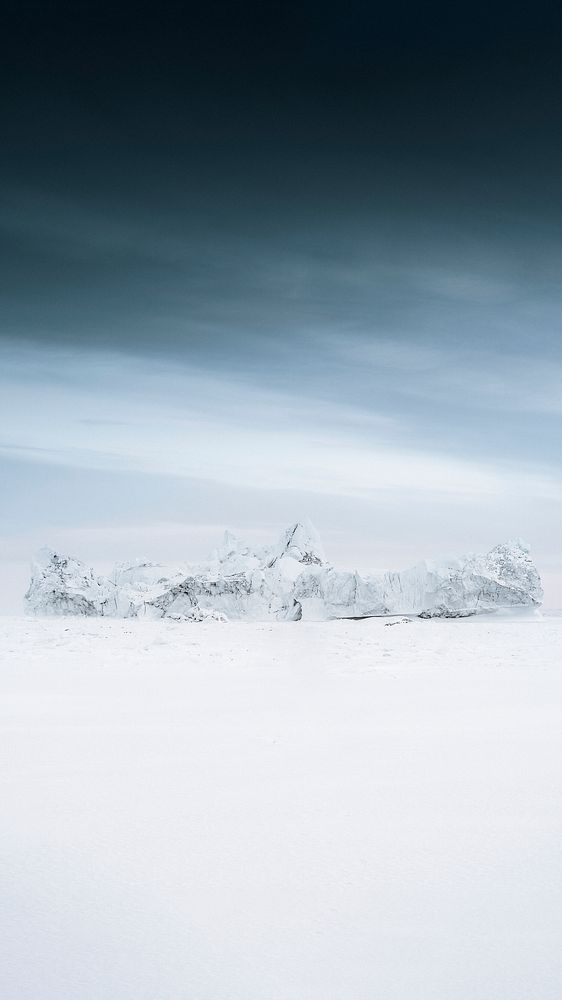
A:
[25,547,116,617]
[25,526,543,621]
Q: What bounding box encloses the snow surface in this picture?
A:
[2,613,562,999]
[25,522,543,620]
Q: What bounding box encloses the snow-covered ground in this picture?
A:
[2,614,561,999]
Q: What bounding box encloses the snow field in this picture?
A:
[1,614,561,999]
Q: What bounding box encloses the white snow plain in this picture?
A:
[1,612,562,1000]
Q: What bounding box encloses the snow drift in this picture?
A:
[25,522,543,620]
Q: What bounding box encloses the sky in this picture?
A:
[2,0,562,610]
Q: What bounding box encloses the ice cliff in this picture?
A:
[25,524,543,621]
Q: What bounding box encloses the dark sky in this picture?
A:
[3,0,562,355]
[2,1,562,606]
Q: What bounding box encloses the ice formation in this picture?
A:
[26,548,115,617]
[25,523,543,621]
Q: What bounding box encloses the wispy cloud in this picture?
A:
[1,340,561,504]
[322,334,562,417]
